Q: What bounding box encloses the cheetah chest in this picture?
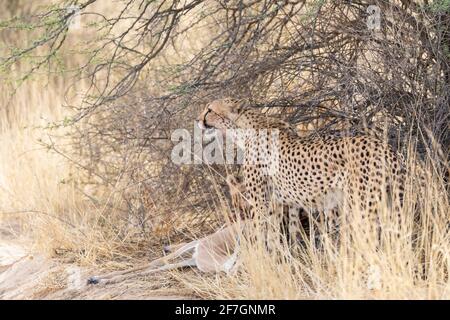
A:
[270,157,345,211]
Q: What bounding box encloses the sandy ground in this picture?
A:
[0,223,192,300]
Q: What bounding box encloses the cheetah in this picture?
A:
[197,98,406,240]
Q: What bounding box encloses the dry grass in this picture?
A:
[0,0,159,266]
[0,1,449,300]
[177,159,449,299]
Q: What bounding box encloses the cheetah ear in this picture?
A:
[230,98,245,113]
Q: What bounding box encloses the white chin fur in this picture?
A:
[197,121,206,130]
[203,127,219,142]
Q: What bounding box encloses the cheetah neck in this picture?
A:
[234,109,294,133]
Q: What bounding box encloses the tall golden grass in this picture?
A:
[0,1,448,299]
[177,153,449,299]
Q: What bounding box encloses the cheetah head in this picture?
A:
[197,98,244,133]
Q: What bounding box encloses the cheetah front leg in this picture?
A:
[225,174,250,220]
[226,172,293,251]
[242,164,293,252]
[243,164,271,219]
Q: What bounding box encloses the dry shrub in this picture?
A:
[23,0,445,247]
